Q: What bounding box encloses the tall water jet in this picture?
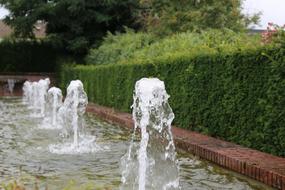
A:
[31,81,40,110]
[38,78,50,116]
[43,87,63,128]
[121,78,180,190]
[23,81,32,103]
[0,101,4,117]
[60,80,88,146]
[49,80,101,154]
[23,81,39,108]
[22,78,50,117]
[7,79,16,94]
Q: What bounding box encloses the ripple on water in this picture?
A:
[49,136,109,155]
[0,97,273,190]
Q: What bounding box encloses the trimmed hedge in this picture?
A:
[0,40,63,72]
[60,45,285,156]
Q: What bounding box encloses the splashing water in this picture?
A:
[38,79,50,116]
[48,87,63,126]
[31,82,40,110]
[0,101,4,118]
[61,80,88,146]
[22,78,50,117]
[41,87,63,129]
[49,80,103,154]
[121,78,180,190]
[23,81,32,103]
[48,135,104,155]
[7,79,16,94]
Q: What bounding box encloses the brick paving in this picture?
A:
[87,103,285,190]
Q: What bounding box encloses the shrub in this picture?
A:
[87,29,261,66]
[262,22,285,45]
[60,44,285,157]
[86,29,156,65]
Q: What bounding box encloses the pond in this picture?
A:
[0,97,271,190]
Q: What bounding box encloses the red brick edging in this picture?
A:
[87,103,285,190]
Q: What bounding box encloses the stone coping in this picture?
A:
[87,103,285,190]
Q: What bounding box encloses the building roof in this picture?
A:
[0,20,46,38]
[248,29,266,34]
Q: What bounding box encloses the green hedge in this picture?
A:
[0,40,64,72]
[60,45,285,156]
[86,30,261,66]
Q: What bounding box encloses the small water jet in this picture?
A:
[31,81,40,110]
[37,78,50,116]
[23,81,32,103]
[22,78,50,117]
[60,80,88,146]
[0,101,4,117]
[7,79,16,94]
[121,78,180,190]
[48,87,63,126]
[49,80,102,154]
[41,87,63,129]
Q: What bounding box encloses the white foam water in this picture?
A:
[49,135,105,155]
[23,81,32,104]
[0,101,4,117]
[59,80,88,146]
[7,79,16,94]
[38,78,50,116]
[40,87,63,129]
[121,78,180,190]
[49,80,102,155]
[22,78,50,117]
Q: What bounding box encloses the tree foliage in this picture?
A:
[0,39,62,72]
[138,0,260,35]
[86,29,261,65]
[86,28,156,65]
[0,0,139,54]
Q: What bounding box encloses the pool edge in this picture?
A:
[86,102,285,190]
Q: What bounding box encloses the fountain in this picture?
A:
[31,81,40,110]
[121,78,180,190]
[41,87,63,129]
[38,78,50,116]
[23,81,32,103]
[48,87,63,127]
[22,78,50,116]
[0,101,4,117]
[49,80,102,154]
[59,80,88,146]
[7,79,16,94]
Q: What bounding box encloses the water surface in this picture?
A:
[0,97,272,190]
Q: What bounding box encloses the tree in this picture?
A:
[138,0,260,35]
[0,0,140,54]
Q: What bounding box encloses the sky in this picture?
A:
[243,0,285,29]
[0,0,285,29]
[0,6,8,19]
